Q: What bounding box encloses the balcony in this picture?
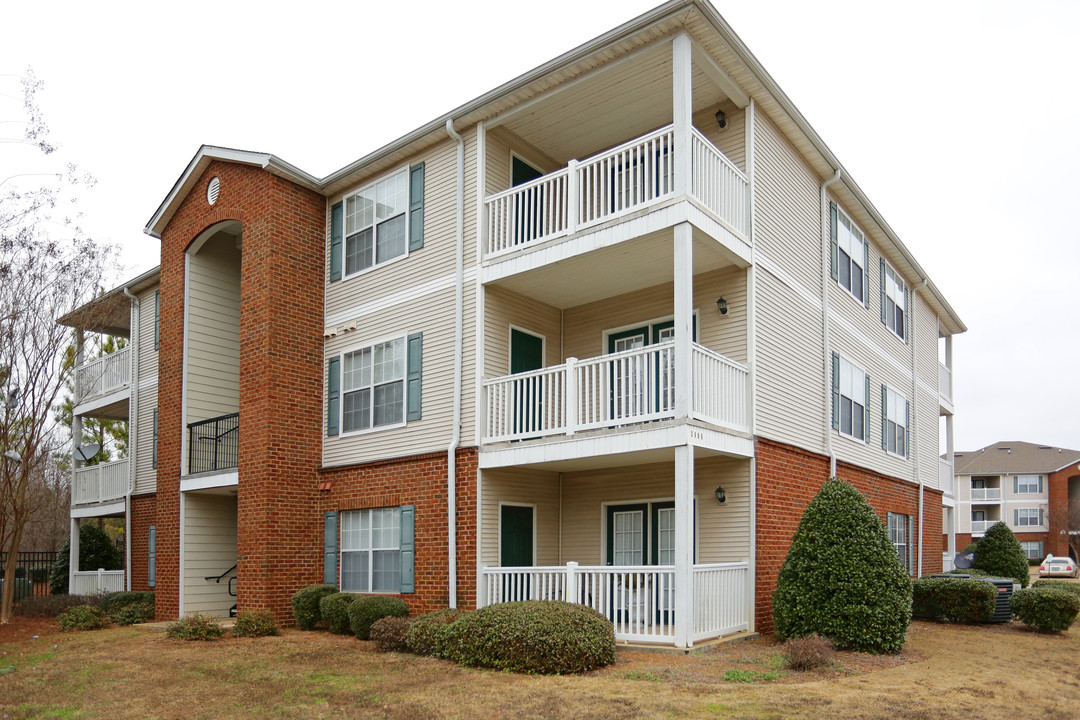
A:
[485,125,748,261]
[971,520,999,535]
[939,458,954,497]
[938,362,952,407]
[74,347,130,416]
[188,412,239,474]
[482,341,748,444]
[971,487,1001,502]
[72,459,129,506]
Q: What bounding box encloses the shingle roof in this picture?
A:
[952,441,1080,476]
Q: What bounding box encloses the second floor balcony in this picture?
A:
[74,346,131,417]
[188,412,239,475]
[72,458,129,507]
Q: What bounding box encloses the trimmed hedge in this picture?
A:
[912,577,996,623]
[1032,580,1080,599]
[319,592,359,635]
[347,595,410,640]
[291,584,337,630]
[406,609,467,657]
[438,601,615,675]
[972,523,1029,588]
[772,479,912,654]
[1011,586,1080,633]
[370,616,412,652]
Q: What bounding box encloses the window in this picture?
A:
[343,337,405,433]
[1020,541,1045,560]
[887,512,911,571]
[1015,475,1043,494]
[832,354,869,442]
[881,262,906,340]
[341,508,401,593]
[148,526,156,587]
[882,386,908,457]
[151,409,158,469]
[831,204,867,303]
[1015,508,1044,527]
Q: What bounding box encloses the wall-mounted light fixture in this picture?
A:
[715,109,727,131]
[714,486,726,504]
[716,297,728,315]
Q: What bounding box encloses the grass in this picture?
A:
[0,619,1079,719]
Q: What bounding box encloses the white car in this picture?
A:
[1039,555,1079,578]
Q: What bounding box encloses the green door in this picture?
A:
[501,505,534,567]
[510,329,544,435]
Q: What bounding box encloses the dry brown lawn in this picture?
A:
[0,618,1077,720]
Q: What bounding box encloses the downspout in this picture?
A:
[820,170,841,477]
[122,287,139,592]
[445,118,465,608]
[911,277,929,576]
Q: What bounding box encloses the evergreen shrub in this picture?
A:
[166,613,225,641]
[347,595,409,640]
[972,523,1029,587]
[1011,587,1080,633]
[58,604,109,631]
[319,592,359,635]
[406,609,467,657]
[911,577,996,623]
[232,610,280,637]
[291,584,337,630]
[370,616,412,652]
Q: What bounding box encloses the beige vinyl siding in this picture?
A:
[480,467,561,567]
[693,105,745,172]
[133,381,157,496]
[485,126,562,197]
[182,493,237,617]
[137,283,159,377]
[185,241,240,426]
[915,293,942,489]
[484,286,562,376]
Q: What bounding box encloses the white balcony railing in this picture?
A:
[938,362,952,404]
[482,342,749,443]
[481,561,749,645]
[971,520,998,534]
[971,487,1001,502]
[942,553,955,572]
[72,459,129,505]
[75,347,131,405]
[72,569,125,595]
[939,459,954,497]
[485,124,748,257]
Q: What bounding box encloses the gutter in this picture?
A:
[122,286,140,592]
[444,118,465,608]
[820,170,841,477]
[911,277,929,576]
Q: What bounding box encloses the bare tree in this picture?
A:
[1050,502,1080,562]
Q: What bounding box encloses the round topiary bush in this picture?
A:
[319,592,359,635]
[1011,586,1080,633]
[370,616,412,652]
[347,595,410,640]
[406,609,467,657]
[438,601,615,674]
[912,577,997,623]
[973,522,1029,587]
[291,584,337,630]
[772,478,912,654]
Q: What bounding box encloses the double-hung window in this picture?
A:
[831,203,867,304]
[887,512,911,571]
[881,262,906,340]
[1020,541,1045,560]
[882,386,909,458]
[1014,508,1043,527]
[344,170,409,276]
[832,353,869,442]
[1015,475,1042,494]
[342,337,405,433]
[341,508,401,593]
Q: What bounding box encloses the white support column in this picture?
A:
[672,32,692,197]
[674,444,695,648]
[674,222,694,420]
[946,412,956,556]
[68,517,79,593]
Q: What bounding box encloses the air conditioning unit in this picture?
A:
[928,574,1019,623]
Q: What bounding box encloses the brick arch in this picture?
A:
[183,212,247,254]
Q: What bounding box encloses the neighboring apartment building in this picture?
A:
[59,0,964,648]
[947,441,1080,562]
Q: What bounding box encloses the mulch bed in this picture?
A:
[0,615,61,645]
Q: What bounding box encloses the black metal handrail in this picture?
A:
[203,564,237,583]
[188,412,239,474]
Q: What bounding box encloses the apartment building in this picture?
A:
[60,0,964,648]
[948,441,1080,562]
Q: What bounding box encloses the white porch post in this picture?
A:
[674,445,695,648]
[674,223,694,419]
[945,412,956,557]
[68,517,79,593]
[672,32,692,198]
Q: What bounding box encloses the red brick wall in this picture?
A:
[155,160,326,621]
[317,448,479,615]
[1048,462,1080,556]
[128,494,157,598]
[755,438,942,633]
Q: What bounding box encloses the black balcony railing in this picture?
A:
[188,412,239,474]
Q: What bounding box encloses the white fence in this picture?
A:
[942,553,955,572]
[971,487,1001,501]
[72,459,129,505]
[971,520,998,534]
[938,362,952,404]
[72,569,125,595]
[486,124,748,257]
[483,342,749,443]
[938,459,954,497]
[75,347,130,404]
[482,561,749,644]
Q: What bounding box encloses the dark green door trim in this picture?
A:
[606,503,649,566]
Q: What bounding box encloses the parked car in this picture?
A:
[1039,555,1079,578]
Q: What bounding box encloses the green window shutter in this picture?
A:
[327,356,340,437]
[407,332,423,421]
[148,526,156,587]
[879,259,887,323]
[863,240,870,307]
[399,505,415,593]
[1013,509,1018,526]
[329,202,343,282]
[1039,476,1044,493]
[153,290,160,350]
[1013,476,1018,494]
[829,202,838,281]
[904,399,910,459]
[830,352,840,431]
[908,516,915,573]
[152,409,158,469]
[903,287,910,343]
[409,162,425,252]
[324,511,337,585]
[863,373,871,443]
[880,385,888,450]
[1040,509,1045,527]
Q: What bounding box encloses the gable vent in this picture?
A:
[207,177,221,205]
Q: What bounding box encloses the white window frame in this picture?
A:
[887,512,911,572]
[836,207,867,304]
[884,385,908,458]
[1016,475,1042,494]
[339,334,407,437]
[883,261,906,340]
[341,167,411,280]
[1016,508,1042,527]
[340,507,401,594]
[838,356,868,442]
[1020,540,1045,560]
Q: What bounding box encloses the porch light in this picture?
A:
[715,109,727,131]
[716,297,728,315]
[714,486,726,504]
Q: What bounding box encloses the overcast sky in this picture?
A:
[2,0,1077,453]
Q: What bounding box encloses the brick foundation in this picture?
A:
[755,437,943,633]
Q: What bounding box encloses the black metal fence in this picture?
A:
[0,550,59,598]
[188,412,240,474]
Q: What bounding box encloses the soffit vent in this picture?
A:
[207,177,221,206]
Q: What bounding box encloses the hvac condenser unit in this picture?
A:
[929,574,1020,623]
